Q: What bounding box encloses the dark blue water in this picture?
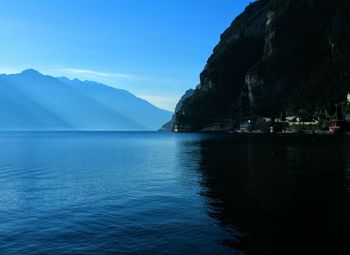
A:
[0,132,349,255]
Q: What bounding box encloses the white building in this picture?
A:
[347,92,350,103]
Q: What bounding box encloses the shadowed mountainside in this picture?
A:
[160,89,194,131]
[174,0,350,131]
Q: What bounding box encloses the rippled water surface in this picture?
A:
[0,132,349,255]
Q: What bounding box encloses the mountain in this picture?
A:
[174,0,350,131]
[56,77,172,130]
[159,89,194,131]
[0,69,172,131]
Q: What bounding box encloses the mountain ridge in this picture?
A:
[173,0,350,131]
[0,69,172,131]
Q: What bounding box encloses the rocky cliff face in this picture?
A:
[175,0,350,131]
[160,89,194,131]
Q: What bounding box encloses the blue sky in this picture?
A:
[0,0,252,111]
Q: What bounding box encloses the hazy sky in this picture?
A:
[0,0,251,111]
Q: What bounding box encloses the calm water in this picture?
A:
[0,132,349,255]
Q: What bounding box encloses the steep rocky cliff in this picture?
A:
[174,0,350,131]
[160,89,194,130]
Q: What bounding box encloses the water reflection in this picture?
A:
[197,134,350,255]
[0,132,348,255]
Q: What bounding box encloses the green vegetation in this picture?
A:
[175,0,350,132]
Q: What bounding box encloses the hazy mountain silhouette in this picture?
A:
[57,77,172,130]
[0,69,172,131]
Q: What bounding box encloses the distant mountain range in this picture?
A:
[0,69,172,131]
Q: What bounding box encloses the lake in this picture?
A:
[0,132,349,255]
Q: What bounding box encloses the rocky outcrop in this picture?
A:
[159,89,194,131]
[175,0,350,131]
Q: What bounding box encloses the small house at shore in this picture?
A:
[285,116,318,126]
[239,120,252,132]
[286,116,300,125]
[262,117,272,123]
[329,120,347,134]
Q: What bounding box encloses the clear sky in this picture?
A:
[0,0,252,111]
